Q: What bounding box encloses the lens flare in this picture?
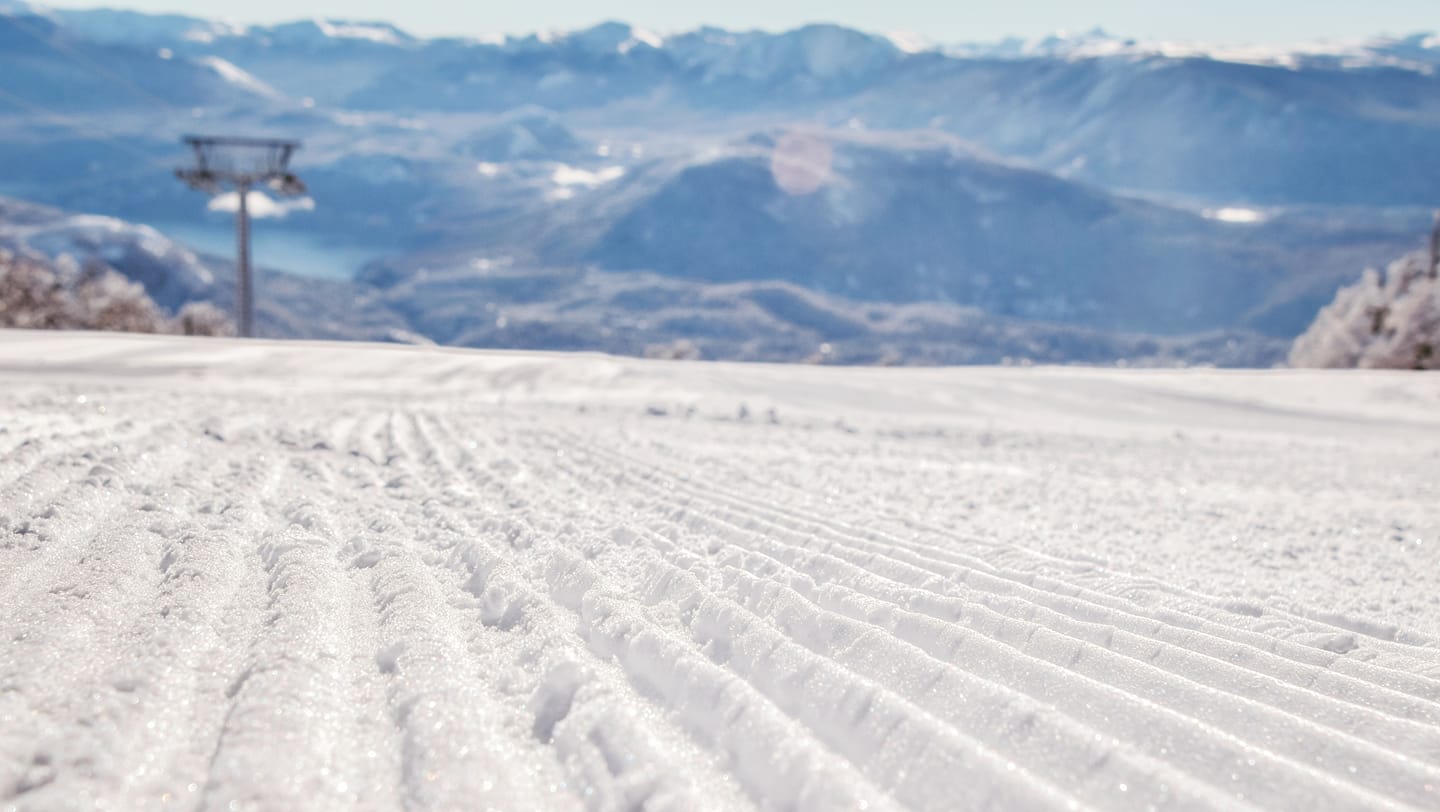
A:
[770,132,834,196]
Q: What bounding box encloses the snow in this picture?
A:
[547,164,627,201]
[194,56,283,99]
[515,22,663,58]
[1,330,1438,811]
[205,190,316,220]
[312,19,406,45]
[550,165,625,188]
[944,27,1440,70]
[615,26,664,54]
[686,24,902,82]
[1202,206,1268,224]
[884,31,933,54]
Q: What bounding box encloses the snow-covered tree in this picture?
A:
[0,251,74,330]
[1290,250,1439,370]
[175,301,236,337]
[72,259,169,333]
[0,250,235,337]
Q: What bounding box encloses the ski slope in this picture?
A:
[2,330,1439,811]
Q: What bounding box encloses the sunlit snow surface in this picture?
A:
[205,190,316,220]
[1202,206,1268,224]
[1,331,1439,811]
[194,56,283,99]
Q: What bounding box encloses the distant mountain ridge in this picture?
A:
[7,6,1433,205]
[12,0,1440,72]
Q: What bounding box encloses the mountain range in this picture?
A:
[1,2,1437,363]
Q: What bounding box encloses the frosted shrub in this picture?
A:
[73,260,168,334]
[643,339,702,360]
[176,302,236,337]
[1290,251,1439,370]
[0,251,72,329]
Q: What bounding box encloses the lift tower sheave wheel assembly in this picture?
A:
[176,135,306,338]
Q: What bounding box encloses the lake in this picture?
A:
[152,220,390,282]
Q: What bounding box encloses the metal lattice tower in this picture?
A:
[176,135,306,338]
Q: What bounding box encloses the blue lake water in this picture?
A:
[152,221,388,282]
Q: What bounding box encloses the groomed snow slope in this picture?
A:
[1,330,1439,811]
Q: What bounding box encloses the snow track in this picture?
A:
[1,332,1438,811]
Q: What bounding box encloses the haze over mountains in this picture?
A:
[1,2,1437,363]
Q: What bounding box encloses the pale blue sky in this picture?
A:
[37,0,1440,43]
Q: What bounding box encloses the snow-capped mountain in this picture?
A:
[3,1,416,48]
[251,19,416,48]
[673,24,903,82]
[944,28,1137,60]
[22,6,243,46]
[0,12,277,110]
[946,26,1440,70]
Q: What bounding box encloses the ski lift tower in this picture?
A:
[176,135,306,338]
[1430,210,1440,279]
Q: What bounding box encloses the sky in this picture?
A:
[32,0,1440,43]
